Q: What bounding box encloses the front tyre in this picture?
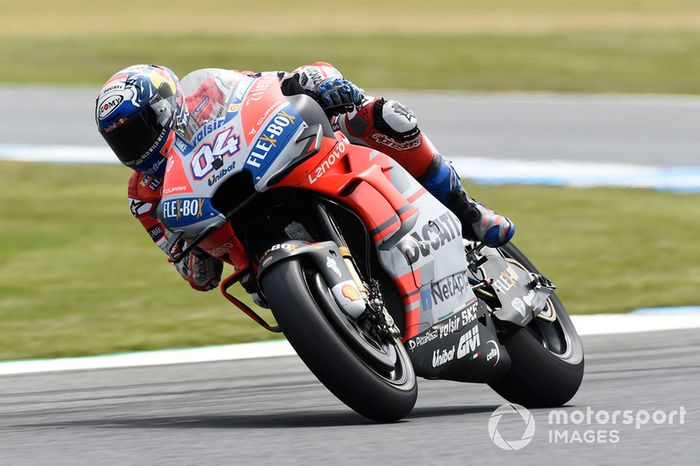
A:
[261,259,417,422]
[488,244,584,408]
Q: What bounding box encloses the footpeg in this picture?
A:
[528,273,556,291]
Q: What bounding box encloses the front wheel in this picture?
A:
[488,244,584,408]
[261,258,417,422]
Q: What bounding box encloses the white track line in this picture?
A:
[0,144,114,164]
[571,312,700,336]
[1,313,699,376]
[1,144,700,192]
[450,157,700,193]
[0,340,296,376]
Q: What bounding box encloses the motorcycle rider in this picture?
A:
[95,63,514,293]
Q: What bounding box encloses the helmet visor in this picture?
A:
[99,99,174,167]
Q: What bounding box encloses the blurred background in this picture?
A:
[1,0,699,359]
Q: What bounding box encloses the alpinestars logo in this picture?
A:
[129,199,152,217]
[371,133,421,152]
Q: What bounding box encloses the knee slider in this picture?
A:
[373,98,420,141]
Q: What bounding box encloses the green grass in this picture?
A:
[1,161,699,360]
[5,0,700,37]
[0,162,278,360]
[2,31,700,93]
[3,0,700,93]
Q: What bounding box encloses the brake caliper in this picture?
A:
[361,280,401,339]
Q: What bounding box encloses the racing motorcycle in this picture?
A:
[159,70,584,422]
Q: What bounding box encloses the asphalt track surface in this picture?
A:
[2,86,700,167]
[0,329,698,465]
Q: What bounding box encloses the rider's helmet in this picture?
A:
[95,64,187,177]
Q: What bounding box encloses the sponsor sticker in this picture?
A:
[404,213,462,264]
[163,185,190,195]
[493,267,519,293]
[456,325,480,359]
[431,271,470,305]
[408,328,438,350]
[147,224,165,241]
[307,140,346,185]
[486,339,500,365]
[160,197,217,227]
[244,105,302,179]
[97,94,124,120]
[371,133,421,152]
[511,297,527,319]
[326,256,342,278]
[432,346,456,368]
[435,301,478,339]
[269,243,298,252]
[409,301,478,351]
[341,284,362,301]
[193,119,226,145]
[208,161,236,186]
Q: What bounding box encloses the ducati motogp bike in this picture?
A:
[159,70,584,422]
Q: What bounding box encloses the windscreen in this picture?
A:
[179,68,249,140]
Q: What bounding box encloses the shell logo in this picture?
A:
[341,284,361,301]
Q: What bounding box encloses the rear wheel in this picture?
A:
[261,258,417,422]
[488,244,584,408]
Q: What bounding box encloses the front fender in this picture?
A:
[257,240,367,318]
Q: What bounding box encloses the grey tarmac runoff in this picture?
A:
[2,87,700,167]
[0,329,698,465]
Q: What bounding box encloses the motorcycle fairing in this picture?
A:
[160,77,509,364]
[275,141,481,341]
[159,73,312,238]
[405,299,510,381]
[156,77,528,384]
[257,240,367,318]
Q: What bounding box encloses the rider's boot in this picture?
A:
[419,155,515,247]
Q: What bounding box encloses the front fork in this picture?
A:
[313,203,365,292]
[313,202,400,339]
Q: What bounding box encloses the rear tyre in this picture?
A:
[488,244,584,408]
[261,258,417,422]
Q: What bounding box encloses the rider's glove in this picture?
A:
[173,246,223,292]
[315,78,365,116]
